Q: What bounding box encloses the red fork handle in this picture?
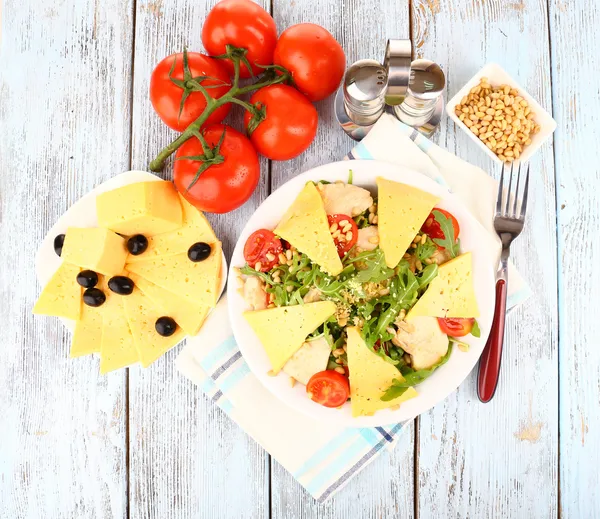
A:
[477,278,507,402]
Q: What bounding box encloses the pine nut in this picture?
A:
[278,253,287,264]
[329,223,338,233]
[265,253,275,261]
[339,220,349,227]
[368,236,379,244]
[255,262,262,271]
[345,231,353,241]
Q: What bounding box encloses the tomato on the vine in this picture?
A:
[437,318,474,337]
[202,0,277,79]
[327,214,358,258]
[421,208,460,241]
[273,23,345,102]
[173,124,259,214]
[243,229,283,271]
[244,84,318,161]
[150,52,231,132]
[306,370,350,408]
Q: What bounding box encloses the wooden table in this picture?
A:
[1,0,597,517]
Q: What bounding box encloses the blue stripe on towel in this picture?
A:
[211,350,243,380]
[353,141,374,160]
[317,423,404,502]
[293,428,358,480]
[375,426,395,443]
[200,335,238,372]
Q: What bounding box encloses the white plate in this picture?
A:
[227,160,495,427]
[446,62,556,166]
[35,170,227,339]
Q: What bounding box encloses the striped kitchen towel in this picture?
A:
[176,113,531,502]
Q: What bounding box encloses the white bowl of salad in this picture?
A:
[227,160,495,427]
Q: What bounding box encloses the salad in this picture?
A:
[239,175,480,417]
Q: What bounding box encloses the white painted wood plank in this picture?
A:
[128,1,270,517]
[269,0,415,516]
[412,0,559,517]
[0,0,134,517]
[548,1,600,516]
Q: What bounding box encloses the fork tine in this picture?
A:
[505,162,514,215]
[512,163,522,217]
[519,164,530,219]
[496,164,505,215]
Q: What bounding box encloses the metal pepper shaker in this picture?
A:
[392,59,445,136]
[335,59,388,141]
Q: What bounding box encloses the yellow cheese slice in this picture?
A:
[98,276,139,373]
[96,181,183,236]
[346,326,418,417]
[129,274,210,336]
[243,301,336,374]
[122,286,186,368]
[274,182,343,276]
[126,195,217,264]
[406,252,480,319]
[33,262,82,320]
[126,241,222,307]
[70,302,103,357]
[61,227,128,276]
[376,177,440,268]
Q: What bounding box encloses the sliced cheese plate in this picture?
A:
[228,160,496,427]
[34,170,227,368]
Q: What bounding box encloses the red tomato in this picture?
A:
[306,370,350,408]
[273,23,345,102]
[243,229,283,271]
[150,52,231,132]
[173,125,259,213]
[202,0,277,79]
[327,214,358,258]
[421,208,461,241]
[437,318,475,337]
[244,85,318,161]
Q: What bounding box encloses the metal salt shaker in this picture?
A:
[392,59,445,136]
[334,59,388,141]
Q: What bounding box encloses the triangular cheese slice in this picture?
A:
[346,326,418,417]
[33,262,82,320]
[126,195,217,264]
[123,286,186,368]
[71,301,103,357]
[376,177,440,268]
[126,241,222,307]
[406,252,479,319]
[244,301,336,374]
[274,182,343,276]
[130,273,210,336]
[98,275,140,373]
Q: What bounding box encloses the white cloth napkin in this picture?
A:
[176,113,531,502]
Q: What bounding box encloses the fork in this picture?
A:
[477,163,530,403]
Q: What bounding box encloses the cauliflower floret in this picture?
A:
[243,276,268,310]
[356,226,379,251]
[392,316,448,370]
[318,183,373,217]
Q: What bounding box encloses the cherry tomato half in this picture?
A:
[437,318,475,337]
[243,229,283,271]
[273,23,345,102]
[421,208,460,241]
[202,0,277,79]
[173,125,259,214]
[244,84,318,161]
[327,214,358,258]
[306,370,350,408]
[150,52,231,132]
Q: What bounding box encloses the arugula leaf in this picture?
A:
[239,265,275,285]
[431,210,460,258]
[380,344,454,401]
[353,212,370,229]
[471,319,481,338]
[417,263,438,289]
[348,169,353,184]
[353,248,395,283]
[415,237,437,261]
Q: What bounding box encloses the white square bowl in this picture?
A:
[446,62,556,165]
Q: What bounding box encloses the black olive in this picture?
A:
[155,316,177,337]
[83,288,106,307]
[54,234,66,257]
[77,270,99,288]
[188,242,211,262]
[127,234,148,255]
[108,276,134,295]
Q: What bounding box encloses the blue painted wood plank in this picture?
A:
[548,0,600,516]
